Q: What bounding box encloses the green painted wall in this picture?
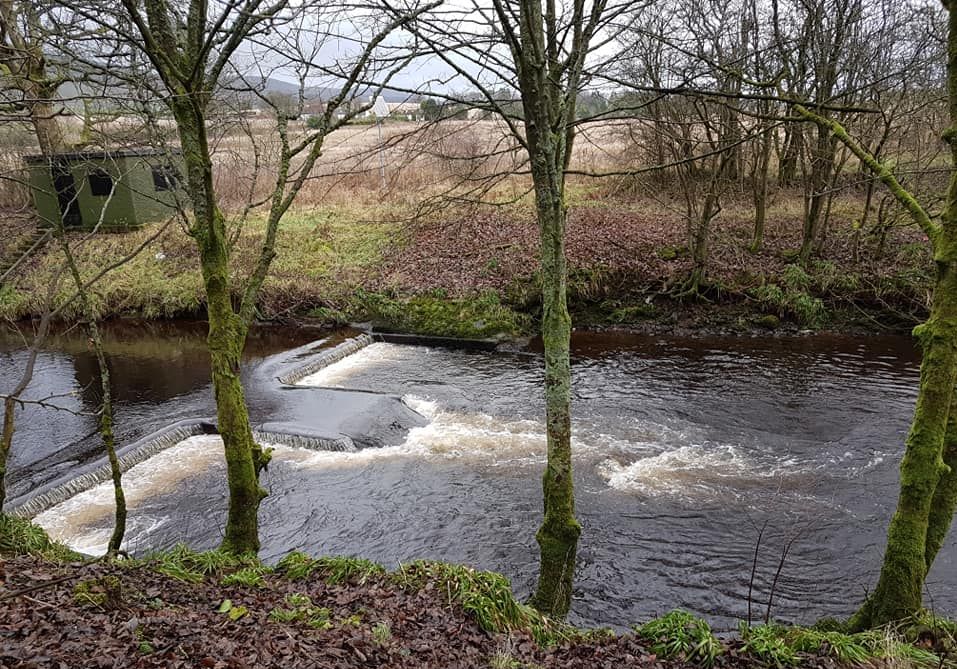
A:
[26,151,184,232]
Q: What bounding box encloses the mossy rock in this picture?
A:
[755,314,781,329]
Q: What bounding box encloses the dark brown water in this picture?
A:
[5,322,951,631]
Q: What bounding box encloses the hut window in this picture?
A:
[152,165,178,191]
[88,170,114,196]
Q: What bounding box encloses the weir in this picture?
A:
[277,333,374,385]
[8,333,378,520]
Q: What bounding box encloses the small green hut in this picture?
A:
[24,148,185,231]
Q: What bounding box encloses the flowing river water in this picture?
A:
[2,321,953,630]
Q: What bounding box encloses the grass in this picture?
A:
[635,609,722,666]
[0,205,400,322]
[737,622,944,668]
[391,560,574,647]
[276,551,386,584]
[0,514,79,560]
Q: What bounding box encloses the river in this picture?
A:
[2,321,950,631]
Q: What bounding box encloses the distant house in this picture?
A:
[358,97,426,121]
[387,101,423,120]
[24,148,185,231]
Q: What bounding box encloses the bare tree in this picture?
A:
[790,0,957,629]
[67,0,431,554]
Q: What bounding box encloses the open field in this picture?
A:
[0,116,938,334]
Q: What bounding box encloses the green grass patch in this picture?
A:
[392,561,573,647]
[738,622,942,667]
[141,544,264,585]
[276,551,385,585]
[220,565,270,588]
[636,609,722,666]
[0,514,79,560]
[1,206,402,322]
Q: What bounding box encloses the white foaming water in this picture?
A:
[281,394,548,469]
[298,342,407,387]
[34,434,230,555]
[598,444,753,497]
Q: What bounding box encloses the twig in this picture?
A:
[748,520,769,627]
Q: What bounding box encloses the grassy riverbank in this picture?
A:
[1,518,952,669]
[0,191,933,336]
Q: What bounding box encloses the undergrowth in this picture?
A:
[391,560,575,647]
[0,514,79,561]
[751,264,827,328]
[337,289,531,338]
[737,622,943,668]
[636,610,722,666]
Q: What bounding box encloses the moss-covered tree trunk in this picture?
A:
[792,0,957,628]
[502,0,596,619]
[93,327,126,555]
[173,99,266,555]
[750,126,772,254]
[528,176,581,618]
[925,395,957,570]
[0,397,15,512]
[851,258,957,628]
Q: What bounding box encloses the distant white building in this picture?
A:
[359,97,425,121]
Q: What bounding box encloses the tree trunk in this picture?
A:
[528,191,580,619]
[0,397,15,512]
[175,103,265,555]
[850,262,957,629]
[90,320,126,554]
[924,395,957,571]
[799,127,836,263]
[750,128,772,254]
[30,99,67,155]
[778,122,802,186]
[55,213,127,553]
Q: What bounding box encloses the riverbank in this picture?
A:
[0,192,932,337]
[1,526,950,669]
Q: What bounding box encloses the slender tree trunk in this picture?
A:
[528,188,580,619]
[778,123,802,186]
[0,397,16,512]
[93,327,126,555]
[799,128,836,263]
[56,222,127,553]
[175,102,265,555]
[689,193,717,289]
[750,128,772,253]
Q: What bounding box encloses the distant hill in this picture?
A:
[240,76,421,105]
[47,74,420,113]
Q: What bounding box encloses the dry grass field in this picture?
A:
[0,114,937,334]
